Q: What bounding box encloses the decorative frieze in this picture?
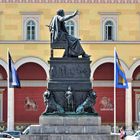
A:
[0,0,140,3]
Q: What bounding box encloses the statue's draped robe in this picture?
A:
[49,15,84,57]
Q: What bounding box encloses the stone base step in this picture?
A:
[30,125,111,134]
[21,115,120,140]
[21,134,119,140]
[39,115,101,126]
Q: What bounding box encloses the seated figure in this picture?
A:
[49,9,90,58]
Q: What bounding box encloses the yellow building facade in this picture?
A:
[0,2,140,64]
[0,0,140,131]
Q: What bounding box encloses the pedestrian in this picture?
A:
[120,126,126,140]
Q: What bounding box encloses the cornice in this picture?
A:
[0,0,140,3]
[81,40,140,44]
[20,12,43,15]
[0,80,47,87]
[98,12,121,15]
[1,40,140,44]
[0,80,139,87]
[0,40,50,44]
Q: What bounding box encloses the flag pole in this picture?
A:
[7,49,14,131]
[114,47,116,133]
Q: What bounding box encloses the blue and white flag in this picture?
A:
[114,50,128,89]
[8,52,20,88]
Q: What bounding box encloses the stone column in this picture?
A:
[125,79,132,132]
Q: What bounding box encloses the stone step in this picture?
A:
[21,134,119,140]
[30,125,111,134]
[39,115,101,126]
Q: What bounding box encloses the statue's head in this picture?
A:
[68,86,71,91]
[88,91,96,104]
[57,9,65,17]
[44,90,51,99]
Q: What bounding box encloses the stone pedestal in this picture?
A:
[21,116,119,140]
[48,58,92,111]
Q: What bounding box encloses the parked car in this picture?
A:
[126,130,140,140]
[22,126,30,135]
[3,130,21,138]
[22,125,39,135]
[0,132,20,140]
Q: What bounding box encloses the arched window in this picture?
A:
[104,20,114,41]
[66,20,75,36]
[22,14,40,41]
[26,20,36,40]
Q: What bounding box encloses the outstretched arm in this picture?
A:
[59,10,78,22]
